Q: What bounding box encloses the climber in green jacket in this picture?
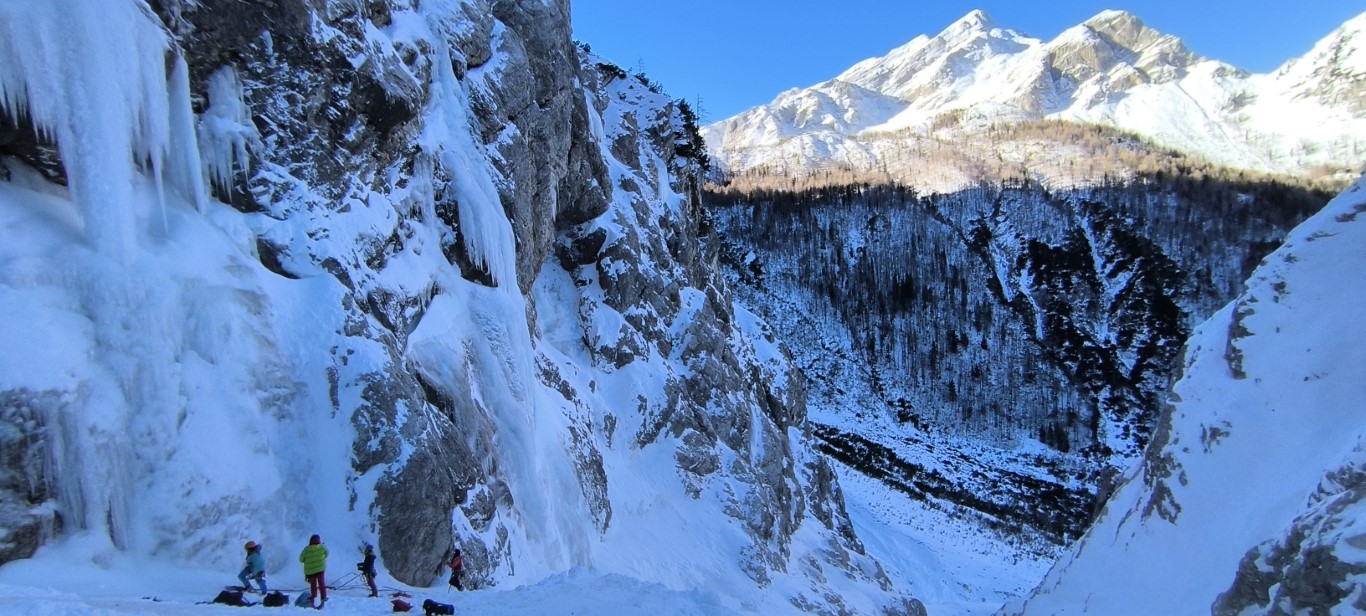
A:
[299,534,329,608]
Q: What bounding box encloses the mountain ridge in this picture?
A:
[704,9,1366,191]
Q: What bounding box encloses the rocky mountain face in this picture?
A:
[704,10,1366,191]
[0,1,916,612]
[1274,11,1366,114]
[1006,177,1366,616]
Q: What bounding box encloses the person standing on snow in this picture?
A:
[446,548,464,591]
[237,541,268,594]
[299,534,329,608]
[358,544,378,597]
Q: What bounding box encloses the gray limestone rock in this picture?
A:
[0,391,62,566]
[1212,456,1366,616]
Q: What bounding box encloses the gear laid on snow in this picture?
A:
[261,591,288,607]
[212,589,254,607]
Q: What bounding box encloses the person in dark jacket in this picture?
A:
[357,544,378,597]
[237,541,267,594]
[298,534,328,608]
[446,548,463,591]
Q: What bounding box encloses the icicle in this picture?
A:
[167,54,209,212]
[0,0,184,549]
[419,33,517,287]
[414,151,436,223]
[197,65,261,200]
[152,158,170,236]
[0,0,172,259]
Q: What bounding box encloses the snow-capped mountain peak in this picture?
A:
[946,8,999,37]
[1044,9,1206,94]
[1080,9,1155,47]
[834,9,1038,102]
[704,10,1366,189]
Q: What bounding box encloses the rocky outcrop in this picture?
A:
[551,57,900,607]
[1210,423,1366,615]
[0,391,61,564]
[478,0,610,294]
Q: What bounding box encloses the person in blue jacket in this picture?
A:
[237,541,268,594]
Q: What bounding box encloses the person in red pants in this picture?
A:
[446,549,463,591]
[298,534,329,608]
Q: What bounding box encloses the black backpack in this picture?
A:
[262,591,289,607]
[423,598,455,615]
[212,589,251,607]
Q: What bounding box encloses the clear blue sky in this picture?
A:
[570,1,1365,122]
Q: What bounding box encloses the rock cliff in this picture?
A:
[0,0,916,612]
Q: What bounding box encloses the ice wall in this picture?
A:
[0,0,345,565]
[0,0,171,547]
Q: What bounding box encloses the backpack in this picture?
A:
[262,591,288,607]
[392,598,413,612]
[212,589,251,607]
[423,598,455,615]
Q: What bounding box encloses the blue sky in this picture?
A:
[570,1,1365,122]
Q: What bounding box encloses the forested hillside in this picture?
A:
[709,174,1333,545]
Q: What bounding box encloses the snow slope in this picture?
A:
[705,10,1366,190]
[1005,175,1366,614]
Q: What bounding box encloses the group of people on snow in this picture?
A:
[234,536,464,609]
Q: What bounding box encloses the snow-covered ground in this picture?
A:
[837,466,1051,616]
[0,534,736,615]
[0,470,1035,616]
